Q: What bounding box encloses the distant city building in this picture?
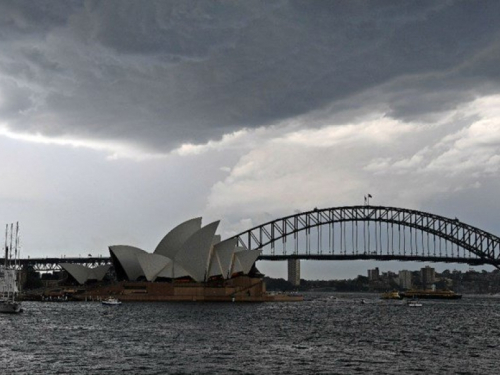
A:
[386,271,397,279]
[287,259,300,286]
[421,266,435,289]
[368,267,380,281]
[398,270,412,289]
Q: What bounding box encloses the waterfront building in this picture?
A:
[108,218,260,283]
[60,263,110,285]
[55,218,301,302]
[62,218,261,285]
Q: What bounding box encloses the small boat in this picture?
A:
[0,299,23,314]
[101,297,122,305]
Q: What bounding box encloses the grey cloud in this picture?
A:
[0,77,35,117]
[0,0,79,37]
[1,1,500,152]
[78,0,257,58]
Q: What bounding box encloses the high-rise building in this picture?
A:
[421,266,435,289]
[398,270,412,289]
[368,267,380,281]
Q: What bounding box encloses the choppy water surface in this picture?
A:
[1,294,500,374]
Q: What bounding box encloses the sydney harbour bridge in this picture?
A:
[9,206,500,281]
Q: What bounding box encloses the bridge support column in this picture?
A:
[287,259,301,287]
[19,266,29,289]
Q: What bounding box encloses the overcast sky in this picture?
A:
[1,0,500,279]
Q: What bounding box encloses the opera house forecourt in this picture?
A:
[60,218,302,302]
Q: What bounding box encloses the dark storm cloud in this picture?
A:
[1,0,500,151]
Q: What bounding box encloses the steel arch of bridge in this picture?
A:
[233,206,500,268]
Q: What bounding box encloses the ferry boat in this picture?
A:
[400,289,461,300]
[380,290,402,300]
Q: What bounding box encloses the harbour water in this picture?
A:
[1,293,499,374]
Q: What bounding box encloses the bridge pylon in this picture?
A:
[287,259,301,286]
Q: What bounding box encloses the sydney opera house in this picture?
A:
[60,218,300,302]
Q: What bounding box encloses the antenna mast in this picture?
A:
[14,222,19,268]
[9,223,13,267]
[3,224,7,268]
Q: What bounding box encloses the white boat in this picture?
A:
[407,299,422,307]
[0,266,23,314]
[101,297,122,305]
[0,299,23,314]
[0,222,23,314]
